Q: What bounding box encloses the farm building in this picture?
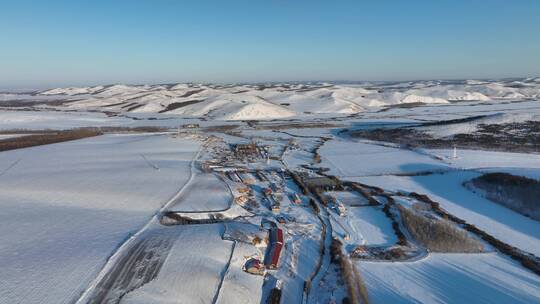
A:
[265,227,284,269]
[269,182,281,192]
[290,193,302,204]
[226,171,241,183]
[337,202,346,217]
[244,258,265,275]
[235,195,249,205]
[238,187,251,194]
[269,227,284,244]
[270,194,282,213]
[265,243,283,270]
[256,171,267,181]
[271,193,283,203]
[239,172,256,184]
[352,245,368,258]
[233,142,259,157]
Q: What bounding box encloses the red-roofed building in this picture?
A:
[265,227,284,269]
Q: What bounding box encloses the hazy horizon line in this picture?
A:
[2,75,539,93]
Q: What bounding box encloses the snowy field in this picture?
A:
[0,110,224,131]
[122,224,233,304]
[216,242,264,304]
[0,110,132,130]
[317,135,540,256]
[319,139,447,177]
[344,207,397,246]
[355,171,540,256]
[428,148,540,170]
[359,253,540,304]
[0,134,200,303]
[167,169,232,212]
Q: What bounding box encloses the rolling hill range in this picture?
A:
[3,78,540,120]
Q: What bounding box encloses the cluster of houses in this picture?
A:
[263,182,283,213]
[232,142,268,160]
[243,225,285,275]
[234,187,251,206]
[225,170,259,185]
[327,196,347,217]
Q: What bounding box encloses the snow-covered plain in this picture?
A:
[319,139,447,176]
[0,134,200,303]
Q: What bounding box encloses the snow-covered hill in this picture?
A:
[10,78,540,120]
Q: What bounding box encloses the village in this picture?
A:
[162,134,395,303]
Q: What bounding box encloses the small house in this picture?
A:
[244,258,265,275]
[263,187,273,196]
[290,193,302,204]
[235,195,249,205]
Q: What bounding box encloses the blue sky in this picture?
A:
[1,0,539,88]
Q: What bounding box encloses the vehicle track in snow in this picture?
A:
[88,231,176,304]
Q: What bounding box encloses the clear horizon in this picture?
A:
[1,0,539,89]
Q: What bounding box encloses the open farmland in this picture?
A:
[0,134,199,303]
[119,224,233,304]
[360,253,540,303]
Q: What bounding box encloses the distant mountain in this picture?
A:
[6,79,539,120]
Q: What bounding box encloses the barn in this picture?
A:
[265,227,284,269]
